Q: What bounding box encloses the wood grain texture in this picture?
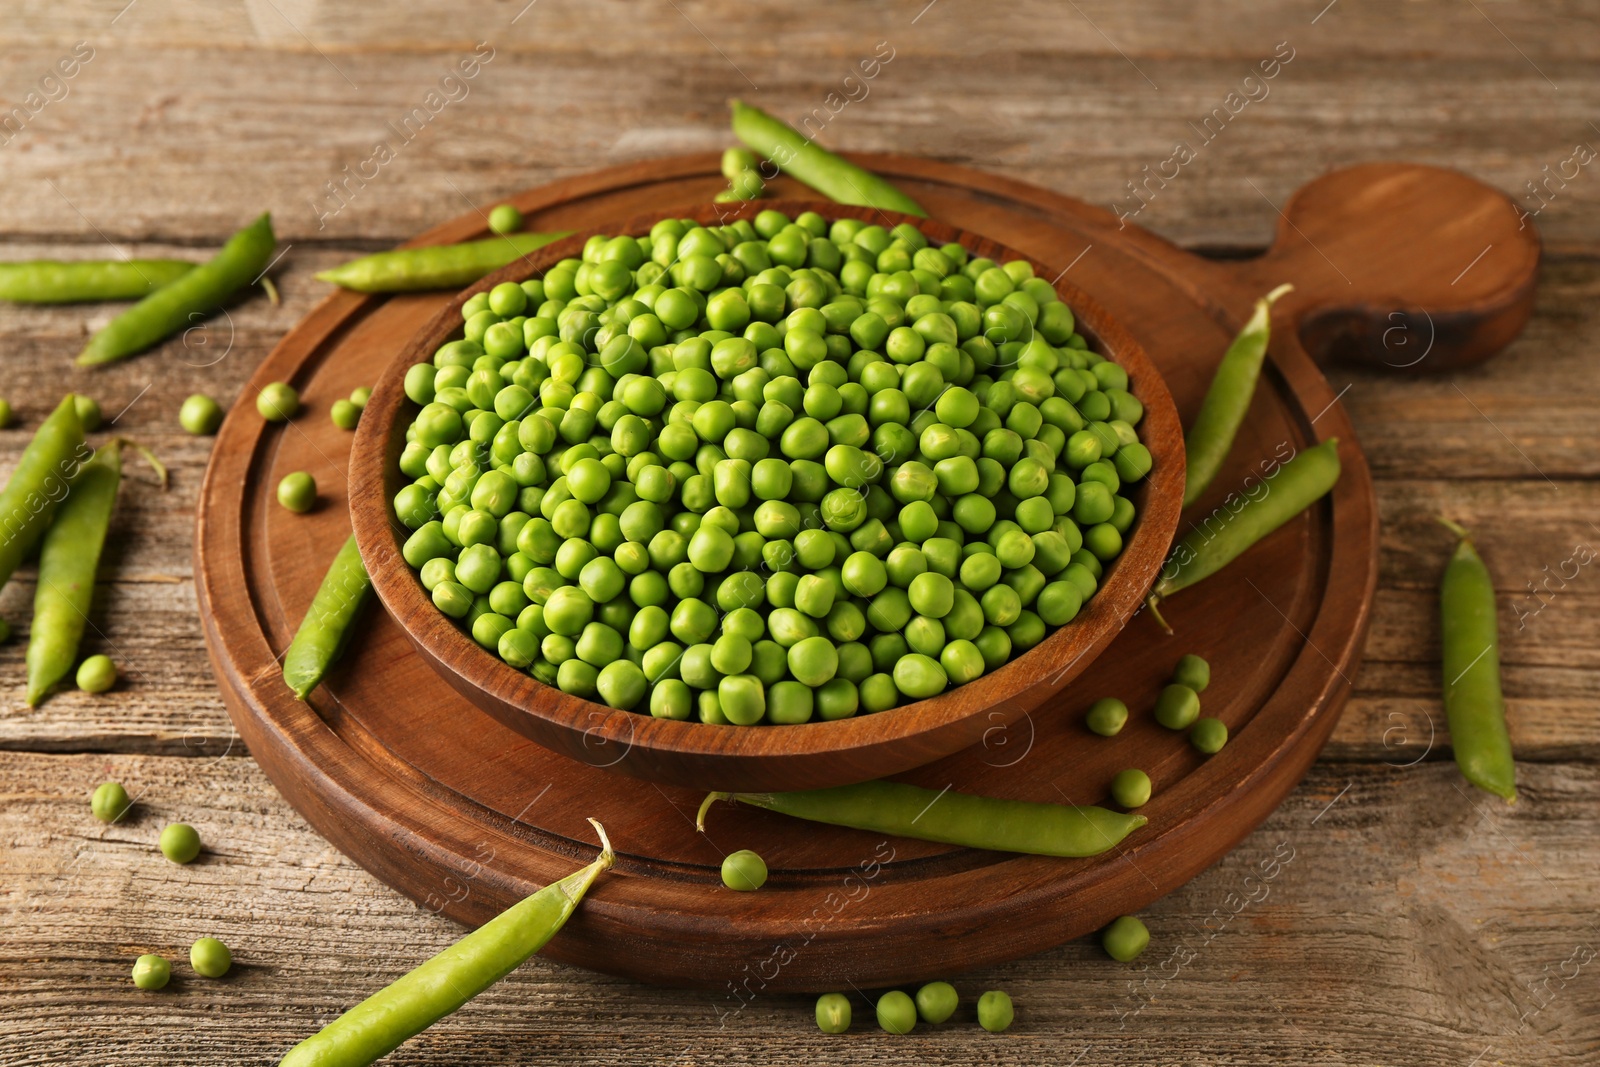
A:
[3,751,1596,1065]
[0,0,1594,1059]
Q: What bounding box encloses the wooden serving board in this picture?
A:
[195,155,1537,993]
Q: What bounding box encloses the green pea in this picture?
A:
[720,848,768,890]
[1085,697,1128,737]
[256,381,299,422]
[1101,915,1150,962]
[179,393,223,435]
[1155,683,1201,730]
[976,990,1014,1032]
[77,654,117,693]
[1190,716,1229,754]
[190,937,233,978]
[91,780,132,823]
[159,822,202,864]
[132,954,171,991]
[915,981,959,1024]
[488,203,523,235]
[816,992,852,1033]
[1173,653,1211,692]
[1110,768,1151,809]
[277,472,316,513]
[876,989,917,1034]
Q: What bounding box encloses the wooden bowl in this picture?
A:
[348,200,1184,792]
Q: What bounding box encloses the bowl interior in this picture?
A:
[348,198,1184,789]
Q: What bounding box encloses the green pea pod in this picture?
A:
[1438,520,1515,801]
[697,781,1146,858]
[1183,284,1294,507]
[78,213,276,366]
[283,535,373,700]
[278,821,614,1067]
[0,395,86,595]
[315,232,575,293]
[730,99,928,217]
[1148,437,1341,632]
[25,441,122,706]
[0,260,195,303]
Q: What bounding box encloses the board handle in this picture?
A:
[1226,163,1539,372]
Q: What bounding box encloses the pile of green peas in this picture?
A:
[394,209,1151,721]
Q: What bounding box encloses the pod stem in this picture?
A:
[1145,594,1173,635]
[587,817,616,871]
[1437,517,1472,542]
[695,792,733,833]
[1262,282,1296,306]
[110,437,168,489]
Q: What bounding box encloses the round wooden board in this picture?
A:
[195,155,1534,993]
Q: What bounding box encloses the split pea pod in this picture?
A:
[1183,284,1294,507]
[696,781,1146,858]
[1147,437,1341,632]
[730,99,928,217]
[78,213,276,366]
[1438,520,1515,801]
[278,820,614,1067]
[0,395,86,595]
[283,535,372,700]
[315,231,574,293]
[25,441,125,705]
[0,259,195,303]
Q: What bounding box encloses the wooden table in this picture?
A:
[3,3,1596,1063]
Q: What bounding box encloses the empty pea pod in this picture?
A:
[283,536,373,700]
[315,232,574,293]
[0,259,195,303]
[1147,437,1341,633]
[697,780,1145,858]
[1438,519,1515,801]
[78,213,276,366]
[0,395,85,595]
[730,100,927,217]
[1182,284,1294,507]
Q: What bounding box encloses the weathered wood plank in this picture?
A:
[0,40,1593,249]
[0,751,1594,1065]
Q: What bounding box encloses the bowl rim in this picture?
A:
[348,198,1184,783]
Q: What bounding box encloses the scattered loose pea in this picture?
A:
[1172,652,1210,692]
[1101,915,1150,961]
[189,937,232,978]
[1110,768,1151,809]
[90,780,131,823]
[720,848,768,891]
[349,386,371,409]
[1190,716,1228,754]
[915,981,959,1024]
[977,989,1014,1032]
[1154,683,1201,730]
[179,393,223,435]
[159,822,201,864]
[876,989,917,1034]
[487,203,523,235]
[330,398,361,430]
[131,954,171,990]
[256,381,299,422]
[815,992,851,1033]
[277,471,316,513]
[77,654,117,693]
[73,394,102,431]
[1085,697,1128,737]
